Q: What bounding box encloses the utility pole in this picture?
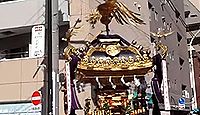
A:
[52,0,59,114]
[44,0,52,114]
[44,0,59,114]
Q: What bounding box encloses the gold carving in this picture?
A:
[105,45,121,56]
[150,28,174,41]
[78,56,152,71]
[155,42,168,59]
[78,46,152,71]
[63,44,76,60]
[86,0,145,26]
[150,28,173,59]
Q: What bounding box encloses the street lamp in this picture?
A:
[189,29,200,111]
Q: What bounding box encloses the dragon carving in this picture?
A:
[87,0,145,27]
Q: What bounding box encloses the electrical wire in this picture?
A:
[163,6,187,37]
[94,0,101,4]
[79,0,90,5]
[24,5,45,25]
[32,12,45,24]
[59,0,66,9]
[69,13,90,17]
[25,0,70,25]
[162,0,195,37]
[127,24,151,40]
[0,81,43,86]
[166,0,194,36]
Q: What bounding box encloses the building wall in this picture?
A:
[0,0,69,114]
[0,57,66,115]
[189,0,200,10]
[149,0,191,110]
[0,0,69,30]
[184,0,200,42]
[184,0,200,108]
[193,53,200,108]
[0,58,43,102]
[0,0,45,29]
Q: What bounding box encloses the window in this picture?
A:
[190,14,198,18]
[177,32,182,46]
[155,11,158,21]
[148,2,153,9]
[179,57,184,70]
[162,16,166,26]
[175,9,180,18]
[169,50,175,61]
[1,46,29,59]
[161,1,166,11]
[184,11,190,18]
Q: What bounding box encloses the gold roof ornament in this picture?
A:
[150,28,174,41]
[63,43,76,61]
[150,28,173,59]
[150,30,174,39]
[155,42,168,59]
[86,0,145,28]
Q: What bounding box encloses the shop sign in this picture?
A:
[0,102,41,115]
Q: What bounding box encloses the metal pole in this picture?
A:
[189,29,200,110]
[52,0,59,114]
[65,61,71,115]
[44,0,52,114]
[162,60,171,114]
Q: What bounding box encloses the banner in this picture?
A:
[0,102,41,115]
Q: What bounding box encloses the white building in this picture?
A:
[0,0,69,114]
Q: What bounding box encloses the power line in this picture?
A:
[127,24,152,42]
[25,5,45,25]
[25,0,69,25]
[153,0,195,38]
[32,12,45,25]
[94,0,101,4]
[165,0,195,37]
[0,81,43,86]
[59,0,66,9]
[166,0,195,37]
